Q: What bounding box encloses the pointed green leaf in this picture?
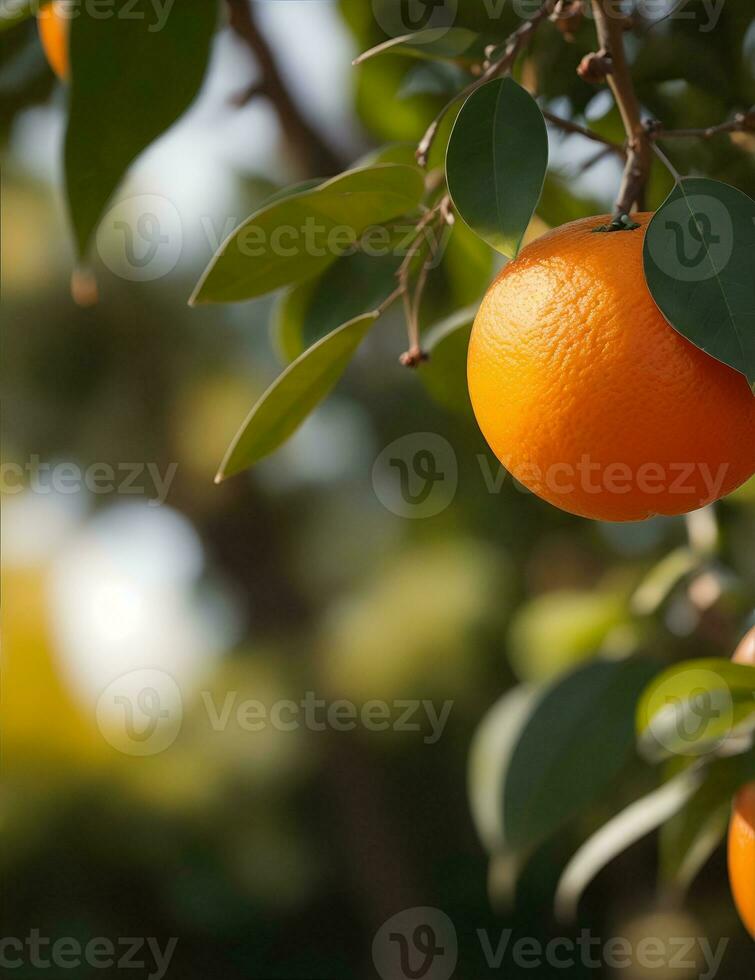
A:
[65,0,217,258]
[275,249,402,362]
[353,27,483,66]
[555,766,705,923]
[446,77,548,258]
[191,165,425,304]
[218,313,378,480]
[643,178,755,386]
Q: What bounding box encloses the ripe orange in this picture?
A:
[467,214,755,521]
[728,626,755,938]
[37,3,69,81]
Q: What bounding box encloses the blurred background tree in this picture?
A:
[2,1,754,976]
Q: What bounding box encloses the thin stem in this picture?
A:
[653,108,755,141]
[541,109,625,156]
[416,0,557,167]
[651,142,681,183]
[591,0,652,216]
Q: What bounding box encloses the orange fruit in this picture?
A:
[467,213,755,522]
[728,626,755,938]
[37,3,70,81]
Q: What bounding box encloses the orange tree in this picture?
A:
[6,0,755,935]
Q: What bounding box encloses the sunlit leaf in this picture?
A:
[65,0,217,257]
[192,165,425,304]
[447,77,548,257]
[636,658,755,762]
[217,313,378,479]
[643,178,755,387]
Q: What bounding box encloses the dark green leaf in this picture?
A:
[643,178,755,387]
[191,165,425,305]
[65,0,217,257]
[353,27,483,66]
[217,314,378,479]
[447,77,548,257]
[502,658,660,852]
[636,658,755,761]
[275,249,402,362]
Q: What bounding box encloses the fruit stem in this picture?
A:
[591,0,652,216]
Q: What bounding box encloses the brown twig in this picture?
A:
[541,109,625,156]
[225,0,344,175]
[590,0,651,217]
[416,0,557,167]
[649,108,755,141]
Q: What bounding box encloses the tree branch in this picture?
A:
[225,0,344,176]
[650,107,755,141]
[416,0,557,167]
[590,0,651,216]
[541,109,625,156]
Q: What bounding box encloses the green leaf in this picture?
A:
[65,0,217,258]
[643,178,755,386]
[555,765,705,923]
[217,313,378,480]
[420,306,477,415]
[502,658,660,853]
[660,748,755,893]
[275,249,402,363]
[353,27,483,66]
[636,658,755,762]
[468,685,541,855]
[446,77,548,257]
[191,165,426,305]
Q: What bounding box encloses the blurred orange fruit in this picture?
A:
[467,214,755,521]
[37,4,69,81]
[728,626,755,938]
